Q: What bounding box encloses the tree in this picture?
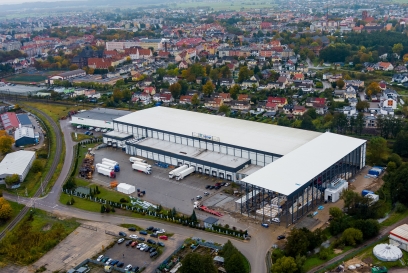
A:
[392,43,403,57]
[31,159,44,173]
[180,253,217,273]
[366,82,381,96]
[393,131,408,157]
[225,253,246,273]
[108,65,115,72]
[383,164,408,206]
[341,228,363,246]
[190,210,197,223]
[367,137,389,165]
[229,85,240,100]
[218,105,230,115]
[191,93,200,107]
[169,82,182,99]
[336,79,345,89]
[353,219,380,240]
[4,174,19,187]
[0,134,14,154]
[112,89,123,103]
[178,80,189,96]
[237,66,252,83]
[0,197,12,221]
[202,81,214,97]
[300,116,316,131]
[356,101,369,112]
[271,256,298,273]
[69,64,79,70]
[329,207,344,220]
[285,228,310,257]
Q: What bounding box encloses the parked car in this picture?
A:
[116,262,124,267]
[144,246,151,252]
[136,243,143,249]
[224,183,230,187]
[76,125,82,129]
[146,226,154,231]
[150,251,158,258]
[215,183,221,187]
[205,185,211,189]
[88,127,94,131]
[149,247,156,253]
[110,260,119,265]
[156,229,165,234]
[214,186,221,190]
[159,235,168,240]
[125,264,132,271]
[204,192,209,196]
[139,230,148,235]
[129,234,138,239]
[105,258,113,265]
[261,223,269,228]
[119,231,127,237]
[118,238,125,244]
[131,241,137,247]
[140,245,148,251]
[150,233,158,238]
[137,237,145,242]
[101,129,108,133]
[147,239,157,245]
[84,131,90,135]
[196,195,202,200]
[101,257,109,263]
[158,242,165,247]
[95,128,101,132]
[96,255,104,261]
[132,267,139,272]
[270,218,280,223]
[277,235,286,240]
[128,227,136,231]
[221,182,226,186]
[126,240,132,246]
[152,227,160,232]
[209,186,214,189]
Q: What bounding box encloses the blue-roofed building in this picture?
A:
[16,114,33,128]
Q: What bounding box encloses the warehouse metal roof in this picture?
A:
[0,150,35,176]
[74,108,132,122]
[241,132,366,196]
[115,107,321,156]
[390,224,408,240]
[17,114,32,126]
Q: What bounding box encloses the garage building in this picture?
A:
[108,107,366,226]
[70,108,131,130]
[0,150,36,184]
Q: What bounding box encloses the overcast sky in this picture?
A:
[0,0,70,5]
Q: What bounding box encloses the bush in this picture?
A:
[31,159,44,173]
[120,198,128,203]
[319,247,332,260]
[395,202,407,213]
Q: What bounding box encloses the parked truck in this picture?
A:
[95,163,114,171]
[133,161,152,168]
[132,163,151,174]
[129,157,147,164]
[101,160,120,172]
[169,165,188,179]
[175,167,195,181]
[97,166,116,178]
[102,158,120,170]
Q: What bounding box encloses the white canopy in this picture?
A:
[117,183,136,194]
[373,244,402,261]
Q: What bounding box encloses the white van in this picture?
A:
[88,127,94,131]
[94,128,101,132]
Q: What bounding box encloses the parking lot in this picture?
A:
[92,147,248,230]
[102,232,185,272]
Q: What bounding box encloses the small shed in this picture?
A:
[324,178,348,203]
[204,217,219,229]
[213,256,225,264]
[117,183,135,194]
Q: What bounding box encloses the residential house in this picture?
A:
[213,93,232,103]
[152,93,173,103]
[277,76,288,85]
[381,98,397,109]
[291,106,306,116]
[267,97,287,108]
[265,102,278,112]
[293,81,314,93]
[163,75,178,85]
[220,78,235,88]
[342,106,357,116]
[132,92,151,104]
[142,86,156,95]
[241,79,259,89]
[383,89,398,100]
[204,98,223,108]
[178,61,189,69]
[394,65,408,73]
[237,94,250,102]
[376,62,394,71]
[292,73,304,81]
[230,100,251,111]
[392,74,408,83]
[179,95,193,104]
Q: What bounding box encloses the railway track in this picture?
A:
[0,103,63,240]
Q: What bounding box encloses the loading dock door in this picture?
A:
[205,168,210,175]
[212,171,217,177]
[178,162,183,166]
[219,173,225,179]
[198,167,203,173]
[227,174,232,181]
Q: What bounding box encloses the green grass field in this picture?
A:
[6,74,47,83]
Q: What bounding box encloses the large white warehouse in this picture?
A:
[105,107,366,225]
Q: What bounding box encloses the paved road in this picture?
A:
[3,115,275,273]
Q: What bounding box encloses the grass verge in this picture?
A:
[303,246,353,272]
[0,200,25,233]
[380,210,408,227]
[71,132,93,142]
[0,209,79,265]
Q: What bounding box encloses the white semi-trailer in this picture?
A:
[175,167,195,181]
[96,163,114,170]
[169,165,188,179]
[97,166,116,178]
[133,161,152,168]
[101,161,120,172]
[129,157,147,164]
[132,163,151,174]
[102,158,120,171]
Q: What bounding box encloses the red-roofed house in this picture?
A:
[179,95,193,104]
[267,97,287,108]
[88,58,112,69]
[377,62,394,71]
[293,73,305,81]
[379,82,387,90]
[293,106,306,116]
[260,22,272,30]
[178,61,189,69]
[142,86,156,95]
[265,102,278,112]
[306,97,326,107]
[1,112,19,131]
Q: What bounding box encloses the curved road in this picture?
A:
[3,111,274,273]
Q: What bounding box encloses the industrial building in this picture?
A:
[0,150,36,183]
[70,108,131,130]
[389,224,408,252]
[14,126,39,147]
[103,107,366,226]
[16,113,33,128]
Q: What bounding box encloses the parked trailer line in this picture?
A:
[169,165,188,179]
[175,166,195,181]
